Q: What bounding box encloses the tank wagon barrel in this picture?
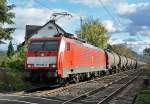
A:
[105,52,115,69]
[126,58,131,68]
[105,51,138,72]
[113,53,120,68]
[120,56,128,69]
[105,52,120,73]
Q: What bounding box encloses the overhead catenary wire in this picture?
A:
[98,0,146,48]
[98,0,122,30]
[108,0,123,25]
[34,0,49,9]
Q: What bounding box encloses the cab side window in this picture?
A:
[66,42,70,51]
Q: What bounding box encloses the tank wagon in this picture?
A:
[25,35,138,84]
[105,52,120,73]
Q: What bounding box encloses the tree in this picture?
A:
[143,48,150,56]
[7,41,14,57]
[109,44,135,58]
[76,18,109,49]
[143,48,150,69]
[0,0,15,40]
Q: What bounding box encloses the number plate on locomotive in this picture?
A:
[35,64,48,67]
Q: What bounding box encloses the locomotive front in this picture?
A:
[25,38,61,82]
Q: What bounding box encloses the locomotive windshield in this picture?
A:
[29,40,59,51]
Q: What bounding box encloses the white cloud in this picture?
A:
[117,2,150,15]
[108,38,124,45]
[103,20,116,33]
[117,3,137,15]
[127,41,150,54]
[13,7,55,43]
[12,7,80,43]
[69,0,111,7]
[116,2,150,37]
[137,28,150,36]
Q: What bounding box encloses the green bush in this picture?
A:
[0,45,26,69]
[0,70,31,91]
[0,82,6,92]
[0,45,31,91]
[6,71,31,90]
[7,56,24,70]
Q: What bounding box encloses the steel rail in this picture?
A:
[61,70,141,104]
[97,73,141,104]
[24,69,135,96]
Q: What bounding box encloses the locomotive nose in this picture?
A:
[26,51,58,69]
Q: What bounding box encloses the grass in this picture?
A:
[134,87,150,104]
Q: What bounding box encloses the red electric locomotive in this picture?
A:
[25,35,107,84]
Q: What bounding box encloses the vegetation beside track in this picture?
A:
[146,61,150,70]
[0,68,31,92]
[0,45,25,69]
[76,18,109,49]
[134,87,150,104]
[143,48,150,70]
[0,46,31,92]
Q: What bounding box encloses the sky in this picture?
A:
[1,0,150,54]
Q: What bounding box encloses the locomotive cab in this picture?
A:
[25,37,61,82]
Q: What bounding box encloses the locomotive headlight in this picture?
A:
[28,64,31,68]
[51,64,56,68]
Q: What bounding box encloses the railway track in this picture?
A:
[12,69,137,97]
[96,74,140,104]
[8,68,146,104]
[46,68,142,104]
[38,70,137,96]
[108,69,149,104]
[0,69,147,104]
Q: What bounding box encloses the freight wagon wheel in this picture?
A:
[113,70,117,73]
[108,69,112,75]
[73,75,80,83]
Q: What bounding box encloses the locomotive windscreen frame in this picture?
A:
[29,40,59,51]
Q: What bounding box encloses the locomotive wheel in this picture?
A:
[57,77,67,86]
